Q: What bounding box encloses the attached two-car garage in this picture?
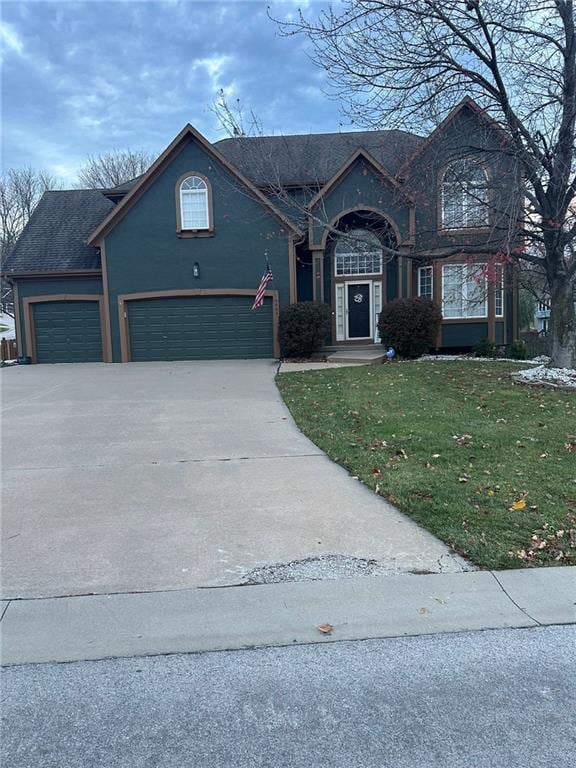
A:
[23,291,277,363]
[125,294,275,362]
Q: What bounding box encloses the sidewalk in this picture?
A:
[1,567,574,666]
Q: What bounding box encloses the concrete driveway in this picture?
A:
[1,361,467,599]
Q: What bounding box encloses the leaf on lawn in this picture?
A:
[395,449,408,460]
[317,623,333,634]
[371,467,381,476]
[510,498,527,511]
[432,453,441,459]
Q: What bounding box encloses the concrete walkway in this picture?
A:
[2,360,467,600]
[1,566,574,665]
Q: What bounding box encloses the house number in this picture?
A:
[353,293,364,303]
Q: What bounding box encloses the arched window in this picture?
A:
[334,229,383,276]
[441,159,489,229]
[179,175,210,230]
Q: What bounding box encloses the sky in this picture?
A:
[1,0,345,185]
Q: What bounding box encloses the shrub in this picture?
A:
[278,301,332,358]
[509,340,528,360]
[377,297,442,359]
[473,338,497,358]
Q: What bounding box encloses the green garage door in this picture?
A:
[33,301,103,363]
[128,295,274,361]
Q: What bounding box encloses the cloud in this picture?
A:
[1,0,344,185]
[0,20,24,58]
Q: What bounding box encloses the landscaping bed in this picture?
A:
[277,361,576,569]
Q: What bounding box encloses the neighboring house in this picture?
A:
[534,301,551,334]
[3,97,520,364]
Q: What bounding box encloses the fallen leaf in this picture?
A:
[317,623,333,634]
[418,607,430,614]
[511,498,527,510]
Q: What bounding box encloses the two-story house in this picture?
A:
[4,97,520,363]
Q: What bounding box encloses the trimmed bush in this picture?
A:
[278,301,332,358]
[377,297,442,359]
[473,338,498,358]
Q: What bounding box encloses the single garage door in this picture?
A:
[33,300,103,363]
[127,295,274,361]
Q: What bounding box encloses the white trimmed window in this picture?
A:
[180,175,210,230]
[334,229,383,276]
[417,266,433,299]
[495,265,504,317]
[442,264,487,318]
[441,159,489,229]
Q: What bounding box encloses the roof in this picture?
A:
[3,190,114,274]
[215,129,424,187]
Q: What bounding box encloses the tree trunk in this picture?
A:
[549,274,576,368]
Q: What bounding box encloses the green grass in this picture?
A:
[277,362,576,570]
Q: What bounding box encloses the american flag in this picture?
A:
[251,262,274,310]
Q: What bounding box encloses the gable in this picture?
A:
[400,98,510,180]
[88,125,299,245]
[307,154,414,248]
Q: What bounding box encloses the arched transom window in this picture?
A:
[441,159,489,230]
[180,175,210,230]
[334,229,383,276]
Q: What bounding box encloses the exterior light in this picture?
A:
[193,262,200,278]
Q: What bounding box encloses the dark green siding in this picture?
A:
[441,323,489,348]
[495,322,505,345]
[103,138,291,362]
[128,295,273,361]
[309,159,412,248]
[33,301,103,363]
[387,258,398,302]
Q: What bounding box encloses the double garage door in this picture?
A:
[127,295,274,361]
[29,295,274,363]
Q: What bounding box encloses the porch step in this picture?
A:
[325,348,386,365]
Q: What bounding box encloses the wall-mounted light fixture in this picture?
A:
[193,262,200,278]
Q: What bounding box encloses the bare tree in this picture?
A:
[77,148,155,189]
[0,168,61,314]
[210,89,263,138]
[273,0,576,368]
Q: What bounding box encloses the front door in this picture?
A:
[347,283,371,338]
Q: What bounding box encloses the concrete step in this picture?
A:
[326,349,386,365]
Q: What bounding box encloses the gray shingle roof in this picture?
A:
[3,190,114,274]
[4,129,424,275]
[214,129,424,186]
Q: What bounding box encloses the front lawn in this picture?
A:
[277,362,576,569]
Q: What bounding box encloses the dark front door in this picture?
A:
[347,283,371,338]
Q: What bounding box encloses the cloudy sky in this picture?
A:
[1,0,346,184]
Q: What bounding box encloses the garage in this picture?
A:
[126,294,275,361]
[29,299,104,364]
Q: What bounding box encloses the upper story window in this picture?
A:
[179,174,210,231]
[441,159,489,230]
[335,229,383,276]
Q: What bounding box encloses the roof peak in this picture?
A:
[215,126,423,144]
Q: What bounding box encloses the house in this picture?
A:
[4,97,520,364]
